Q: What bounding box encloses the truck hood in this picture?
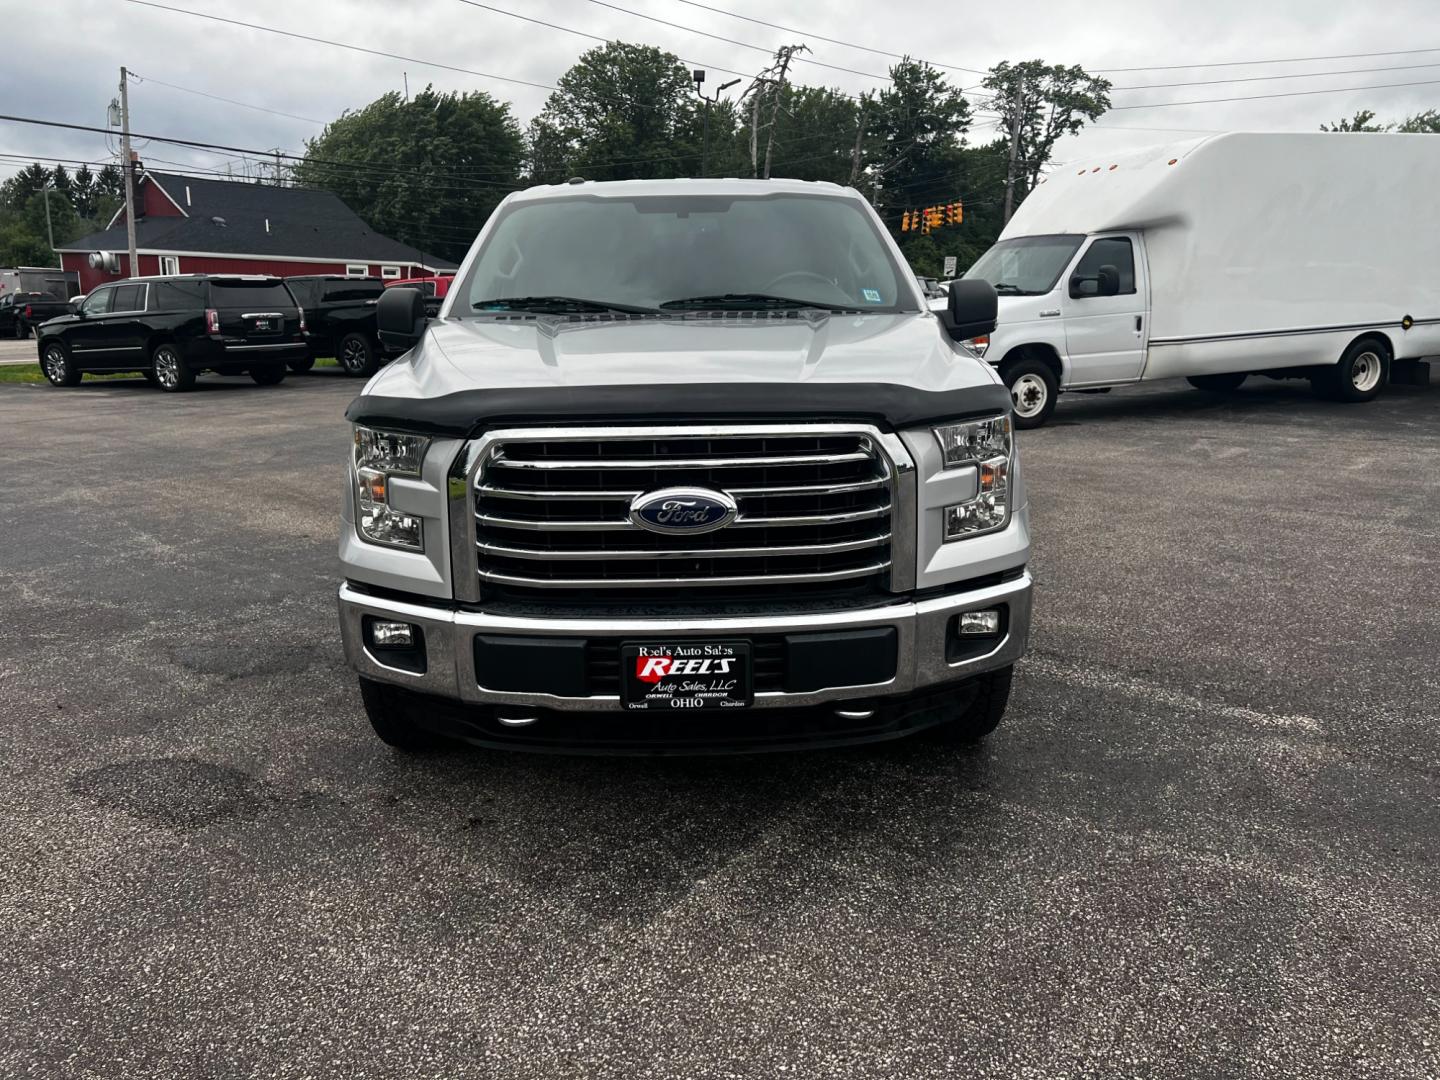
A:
[363,312,1001,400]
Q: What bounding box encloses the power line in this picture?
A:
[579,0,894,82]
[1112,60,1440,91]
[119,0,560,93]
[665,0,986,75]
[1109,76,1440,110]
[128,72,327,125]
[1093,45,1440,74]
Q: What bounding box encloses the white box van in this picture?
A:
[959,132,1440,427]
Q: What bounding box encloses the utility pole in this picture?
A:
[692,70,740,178]
[1002,73,1025,224]
[118,67,139,279]
[41,184,57,266]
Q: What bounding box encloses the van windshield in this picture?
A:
[965,235,1084,296]
[459,192,918,314]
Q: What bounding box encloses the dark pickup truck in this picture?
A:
[285,275,389,377]
[0,291,70,339]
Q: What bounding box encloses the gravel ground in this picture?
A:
[1,368,1438,1079]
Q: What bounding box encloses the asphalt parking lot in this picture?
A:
[2,368,1438,1079]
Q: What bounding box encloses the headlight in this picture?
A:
[353,426,429,551]
[933,414,1011,541]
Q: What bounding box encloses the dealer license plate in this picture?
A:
[620,641,752,712]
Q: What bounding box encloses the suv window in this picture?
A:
[321,281,384,303]
[285,279,319,307]
[152,280,208,312]
[82,288,114,316]
[208,280,294,309]
[1071,237,1136,297]
[111,284,146,312]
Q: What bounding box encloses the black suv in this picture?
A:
[35,274,306,391]
[284,275,388,377]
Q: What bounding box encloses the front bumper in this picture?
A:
[338,572,1031,717]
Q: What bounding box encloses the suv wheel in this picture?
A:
[250,365,287,386]
[358,677,448,751]
[338,332,379,377]
[40,340,81,387]
[288,355,316,373]
[1000,356,1059,429]
[928,666,1014,745]
[151,343,195,392]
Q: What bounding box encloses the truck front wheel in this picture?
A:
[928,666,1014,745]
[1001,357,1058,429]
[358,677,448,751]
[1313,338,1389,403]
[1187,372,1247,392]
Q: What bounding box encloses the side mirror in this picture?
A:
[1097,264,1120,297]
[69,296,86,315]
[377,287,427,352]
[939,279,998,342]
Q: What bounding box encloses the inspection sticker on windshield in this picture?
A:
[862,288,882,303]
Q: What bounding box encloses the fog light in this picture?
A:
[371,621,415,648]
[959,610,1000,636]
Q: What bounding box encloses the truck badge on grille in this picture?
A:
[629,487,738,535]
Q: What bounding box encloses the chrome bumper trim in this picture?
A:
[339,572,1031,712]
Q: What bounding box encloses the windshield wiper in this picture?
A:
[472,295,660,315]
[990,282,1030,295]
[659,292,858,312]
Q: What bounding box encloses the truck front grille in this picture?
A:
[471,428,896,605]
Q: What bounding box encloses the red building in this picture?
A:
[57,168,457,294]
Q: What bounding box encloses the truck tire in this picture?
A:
[1000,356,1058,429]
[1187,372,1247,392]
[250,365,287,386]
[358,677,447,751]
[338,332,379,377]
[288,355,316,373]
[151,343,195,392]
[929,666,1014,745]
[14,320,28,340]
[40,340,81,387]
[1312,338,1389,403]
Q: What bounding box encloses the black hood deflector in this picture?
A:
[345,382,1012,437]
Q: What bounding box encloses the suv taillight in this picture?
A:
[23,305,32,318]
[206,308,220,334]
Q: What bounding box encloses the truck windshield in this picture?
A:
[459,193,918,314]
[965,235,1084,295]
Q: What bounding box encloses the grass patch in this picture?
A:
[0,357,340,385]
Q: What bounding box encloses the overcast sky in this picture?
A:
[3,0,1438,188]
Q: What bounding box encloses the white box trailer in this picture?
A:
[960,132,1440,426]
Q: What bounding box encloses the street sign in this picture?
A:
[943,256,957,278]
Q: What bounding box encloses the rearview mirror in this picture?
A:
[939,279,998,342]
[377,287,427,352]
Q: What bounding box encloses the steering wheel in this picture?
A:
[759,270,850,303]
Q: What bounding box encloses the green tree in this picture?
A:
[292,86,523,262]
[737,84,859,184]
[526,43,702,182]
[983,60,1111,221]
[1325,107,1440,133]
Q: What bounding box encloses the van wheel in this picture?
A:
[1001,356,1058,429]
[41,340,81,386]
[250,365,287,386]
[1187,372,1247,392]
[288,355,316,373]
[338,332,379,377]
[929,666,1014,745]
[1313,338,1389,402]
[358,677,447,751]
[152,343,195,391]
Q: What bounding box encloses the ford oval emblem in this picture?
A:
[629,487,738,535]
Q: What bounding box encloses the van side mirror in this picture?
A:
[939,279,998,342]
[1068,264,1121,299]
[377,287,427,351]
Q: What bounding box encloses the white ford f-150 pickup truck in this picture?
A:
[338,178,1030,753]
